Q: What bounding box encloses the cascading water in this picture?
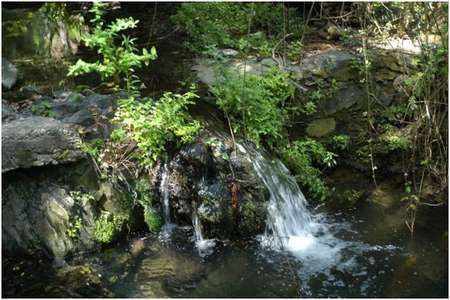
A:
[192,202,216,257]
[159,163,175,239]
[249,149,344,264]
[239,143,399,295]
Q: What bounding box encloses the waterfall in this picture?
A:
[160,163,171,224]
[159,163,175,239]
[239,144,348,273]
[192,202,216,257]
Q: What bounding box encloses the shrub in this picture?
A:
[68,2,157,95]
[211,68,294,147]
[331,134,351,151]
[172,3,302,56]
[281,138,336,201]
[94,211,126,244]
[114,87,201,166]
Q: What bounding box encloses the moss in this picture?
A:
[94,212,126,244]
[306,118,336,137]
[240,200,267,236]
[143,206,162,233]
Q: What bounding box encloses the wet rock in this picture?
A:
[306,118,336,137]
[2,57,18,89]
[2,173,97,258]
[156,127,269,239]
[47,264,113,297]
[2,116,85,172]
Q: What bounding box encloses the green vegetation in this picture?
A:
[115,88,201,166]
[172,3,304,56]
[31,101,55,117]
[135,179,162,232]
[94,211,126,244]
[331,134,351,151]
[66,216,82,239]
[211,68,294,148]
[281,138,336,201]
[68,2,157,94]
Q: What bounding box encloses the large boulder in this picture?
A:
[292,48,356,81]
[2,162,98,259]
[2,116,85,172]
[156,127,269,239]
[2,58,18,89]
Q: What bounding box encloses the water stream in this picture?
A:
[158,163,175,239]
[192,203,216,258]
[3,147,446,297]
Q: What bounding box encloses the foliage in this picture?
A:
[211,68,294,148]
[66,216,82,239]
[287,40,304,61]
[68,2,157,95]
[143,207,162,233]
[135,179,162,232]
[80,139,104,159]
[115,87,201,166]
[281,138,336,201]
[70,191,96,204]
[382,133,411,151]
[172,3,303,56]
[31,101,55,117]
[331,134,351,151]
[94,211,126,244]
[300,79,339,116]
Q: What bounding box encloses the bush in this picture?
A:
[281,138,336,201]
[135,179,162,233]
[211,68,294,148]
[172,3,302,55]
[114,87,201,166]
[94,212,126,244]
[68,2,157,95]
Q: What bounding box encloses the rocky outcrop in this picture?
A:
[2,162,98,259]
[156,126,269,239]
[2,58,18,89]
[2,116,85,172]
[192,45,417,117]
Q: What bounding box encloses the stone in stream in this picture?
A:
[156,126,269,240]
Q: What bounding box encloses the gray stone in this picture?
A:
[2,58,18,89]
[2,116,85,172]
[321,84,366,115]
[221,49,239,57]
[298,49,356,81]
[2,181,96,259]
[2,101,19,122]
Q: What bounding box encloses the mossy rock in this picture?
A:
[306,118,336,137]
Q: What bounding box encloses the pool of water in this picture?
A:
[5,199,446,298]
